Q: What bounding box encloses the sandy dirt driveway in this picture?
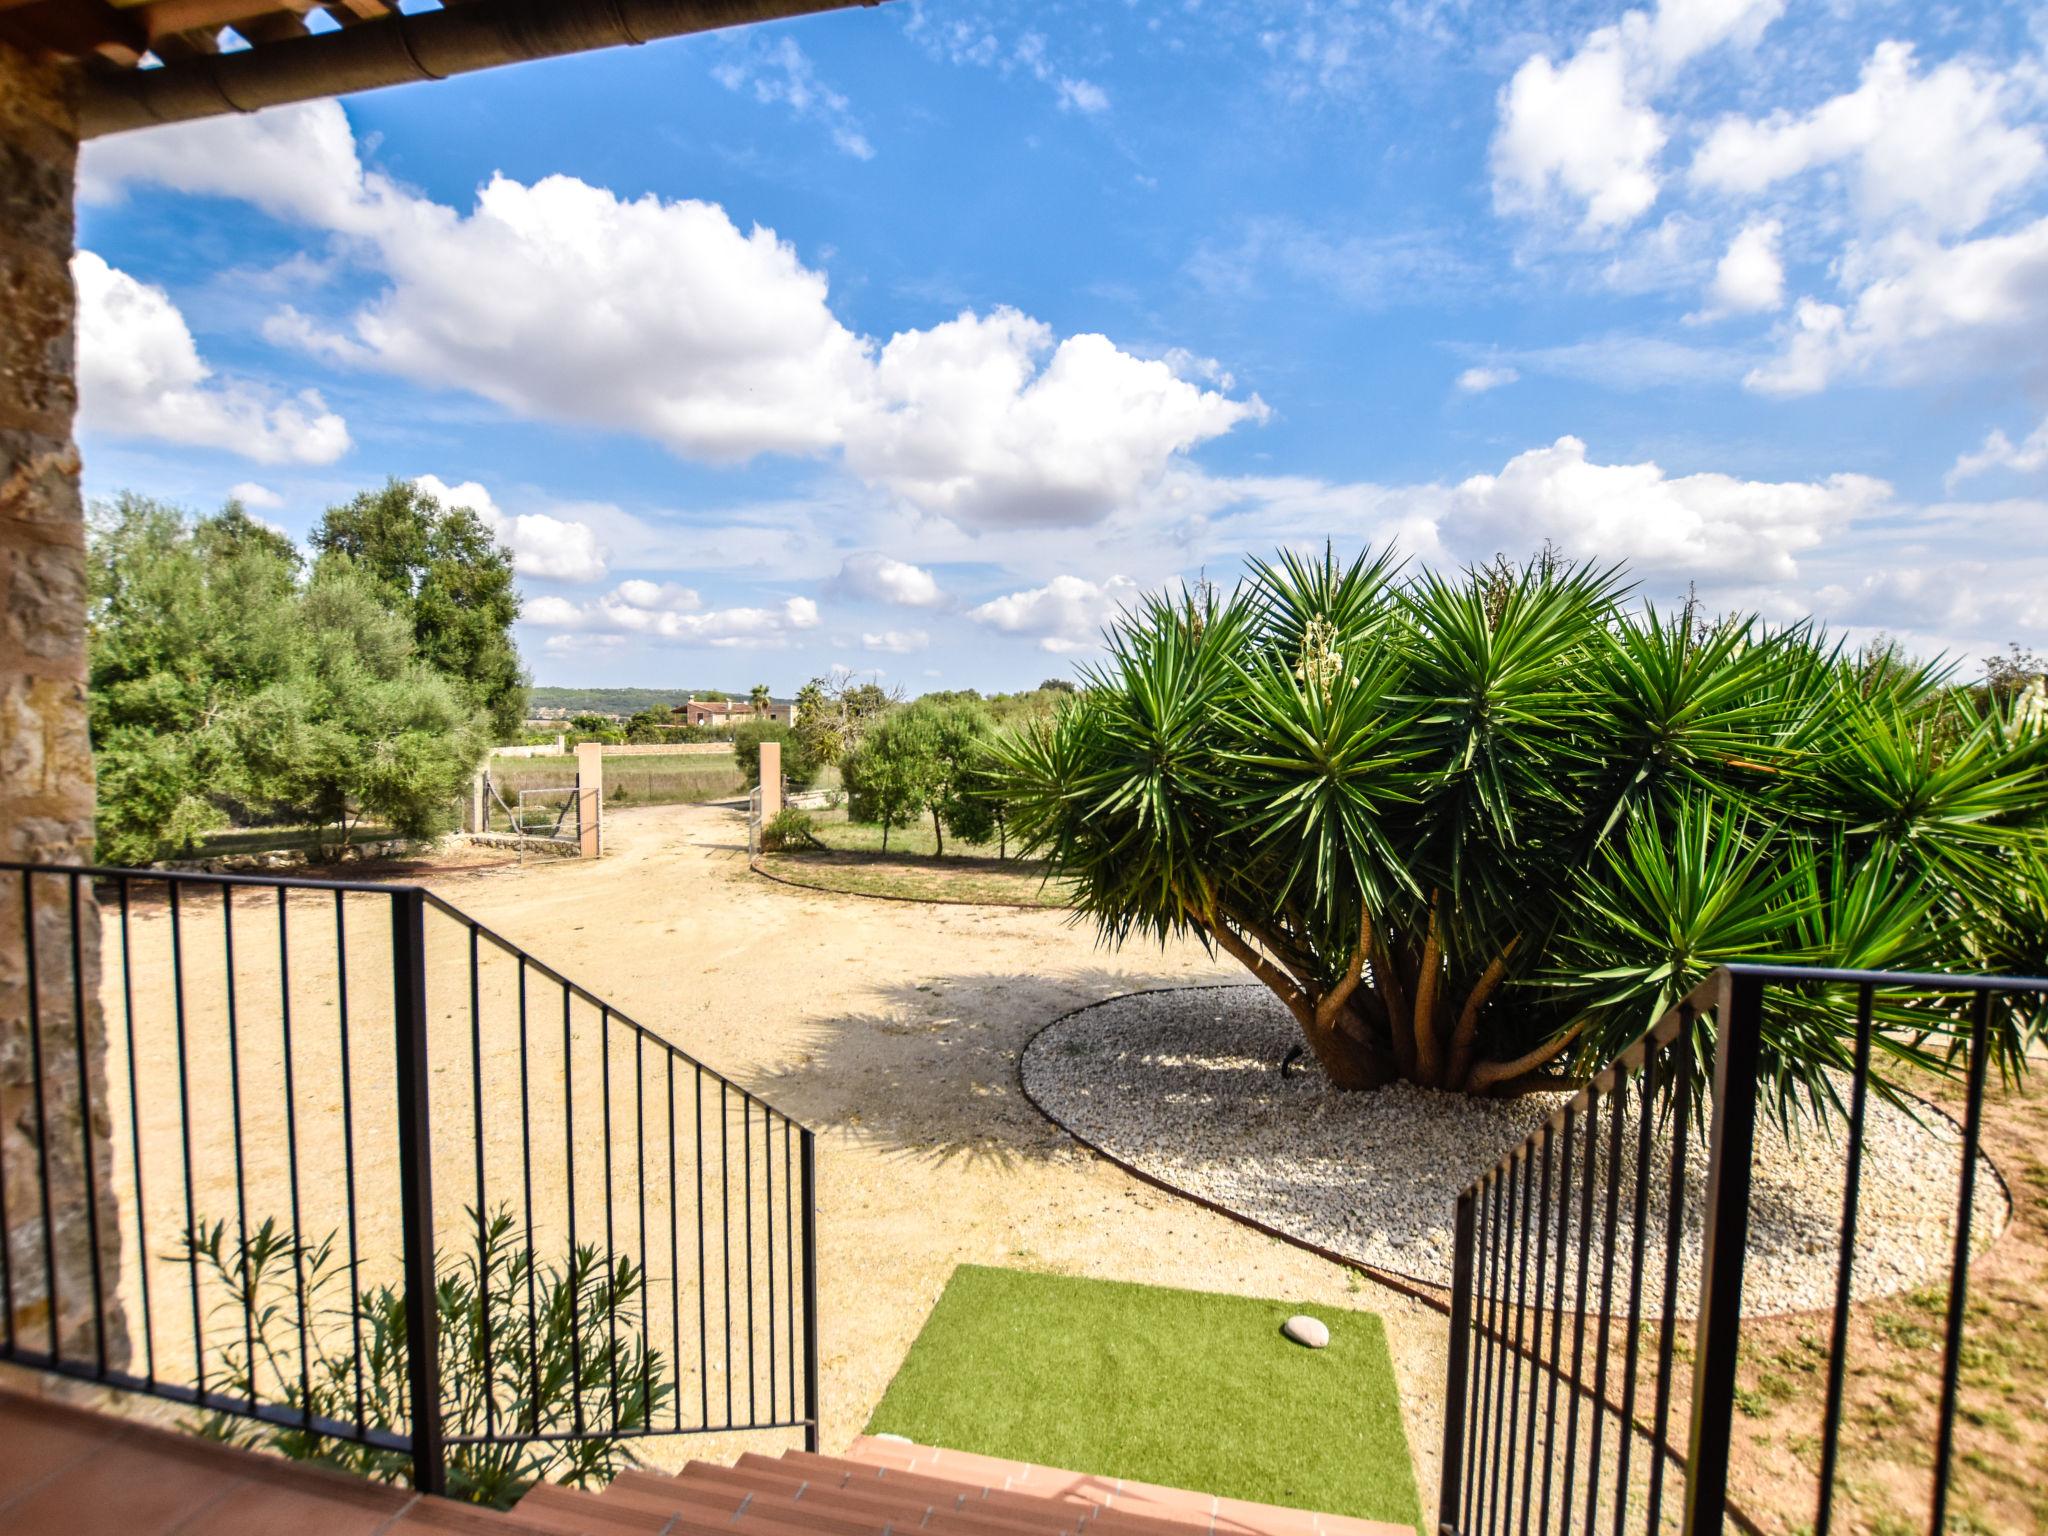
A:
[415,802,1450,1496]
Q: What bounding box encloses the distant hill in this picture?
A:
[528,686,715,716]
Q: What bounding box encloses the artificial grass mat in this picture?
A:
[865,1265,1421,1531]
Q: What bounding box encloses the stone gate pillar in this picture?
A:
[574,741,602,857]
[758,740,782,821]
[0,37,122,1367]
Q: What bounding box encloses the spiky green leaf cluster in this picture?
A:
[989,546,2048,1118]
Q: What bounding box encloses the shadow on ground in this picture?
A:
[748,969,1225,1171]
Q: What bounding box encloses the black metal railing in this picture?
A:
[0,861,817,1496]
[1436,964,2040,1536]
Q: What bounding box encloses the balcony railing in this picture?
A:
[0,861,817,1496]
[1436,963,2040,1536]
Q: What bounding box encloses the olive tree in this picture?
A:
[988,547,2048,1117]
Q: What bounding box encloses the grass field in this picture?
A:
[490,751,746,805]
[866,1266,1422,1530]
[761,805,1065,906]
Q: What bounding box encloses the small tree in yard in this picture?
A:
[733,718,818,790]
[842,720,925,850]
[845,700,991,856]
[988,546,2048,1118]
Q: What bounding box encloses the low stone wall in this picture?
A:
[599,743,734,757]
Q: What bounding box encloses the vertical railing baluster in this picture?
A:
[668,1054,682,1432]
[1469,1169,1502,1536]
[1466,1163,1499,1536]
[1558,1091,1599,1530]
[1516,1123,1553,1536]
[800,1126,819,1454]
[1813,985,1874,1536]
[1610,1049,1659,1536]
[784,1116,796,1424]
[733,1081,741,1433]
[721,1079,732,1427]
[696,1064,708,1429]
[636,1033,649,1430]
[601,1009,618,1428]
[1501,1144,1535,1535]
[390,888,444,1495]
[1488,1153,1523,1536]
[171,881,205,1402]
[468,924,494,1441]
[22,872,59,1361]
[117,876,154,1387]
[1684,970,1764,1535]
[1929,988,1994,1536]
[222,885,257,1412]
[1583,1080,1626,1535]
[745,1095,756,1426]
[563,984,584,1438]
[1645,1046,1693,1534]
[64,874,105,1376]
[767,1103,777,1424]
[518,956,540,1433]
[276,887,310,1425]
[1537,1102,1576,1536]
[1438,1186,1477,1536]
[334,890,366,1435]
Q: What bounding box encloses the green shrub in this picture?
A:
[180,1208,665,1507]
[762,807,817,851]
[734,718,819,789]
[987,545,2048,1115]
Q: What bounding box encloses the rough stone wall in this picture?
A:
[0,38,122,1369]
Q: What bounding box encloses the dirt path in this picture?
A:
[444,803,1451,1498]
[72,801,1448,1508]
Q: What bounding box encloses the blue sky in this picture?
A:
[74,0,2048,694]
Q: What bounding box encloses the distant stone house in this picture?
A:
[678,697,795,729]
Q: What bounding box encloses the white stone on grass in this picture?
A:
[1020,984,2008,1318]
[1282,1314,1329,1349]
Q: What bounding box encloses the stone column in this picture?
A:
[0,38,123,1367]
[574,741,602,858]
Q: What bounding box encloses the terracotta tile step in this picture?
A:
[837,1442,1412,1536]
[677,1457,1091,1536]
[787,1452,1231,1536]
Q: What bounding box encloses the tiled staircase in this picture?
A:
[509,1436,1412,1536]
[0,1388,1410,1536]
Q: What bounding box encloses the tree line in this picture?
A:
[89,480,524,864]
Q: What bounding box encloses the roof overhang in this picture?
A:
[0,0,884,138]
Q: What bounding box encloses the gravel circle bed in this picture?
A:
[1021,984,2010,1317]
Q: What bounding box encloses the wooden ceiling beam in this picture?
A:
[77,0,887,137]
[0,0,147,63]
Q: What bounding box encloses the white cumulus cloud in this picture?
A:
[1456,364,1520,393]
[969,573,1142,653]
[74,252,350,465]
[1689,42,2047,237]
[88,101,1260,532]
[523,581,818,648]
[1700,218,1785,316]
[229,481,283,509]
[834,552,944,607]
[413,474,608,583]
[1747,216,2048,395]
[1950,413,2048,487]
[1491,0,1783,233]
[1433,435,1886,580]
[861,629,930,654]
[851,310,1267,529]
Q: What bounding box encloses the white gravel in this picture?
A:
[1021,984,2010,1318]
